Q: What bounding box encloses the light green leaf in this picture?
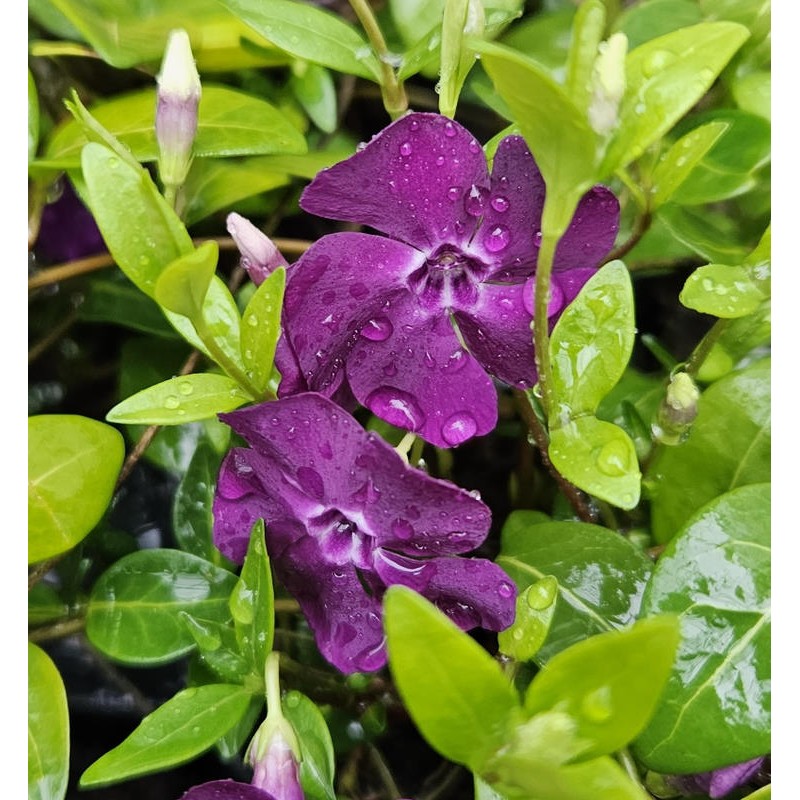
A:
[390,0,445,47]
[29,70,39,162]
[635,484,771,772]
[241,268,286,396]
[216,695,264,761]
[79,684,252,787]
[28,415,125,564]
[439,0,485,118]
[397,24,441,81]
[498,8,574,79]
[658,204,751,263]
[290,62,337,134]
[154,241,219,321]
[283,691,337,800]
[564,0,605,113]
[28,643,69,800]
[497,576,558,662]
[612,0,703,49]
[549,417,641,509]
[86,549,238,664]
[106,373,251,426]
[384,585,519,772]
[217,0,382,80]
[182,615,251,684]
[733,70,770,120]
[680,263,764,318]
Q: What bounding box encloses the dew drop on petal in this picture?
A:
[366,387,426,430]
[446,186,461,202]
[465,184,488,217]
[443,348,468,374]
[383,361,398,377]
[468,138,481,154]
[444,121,457,138]
[360,316,394,342]
[498,581,514,599]
[435,155,445,167]
[391,519,414,540]
[400,141,413,156]
[491,195,509,213]
[534,231,543,246]
[350,281,370,300]
[441,411,478,445]
[484,224,510,253]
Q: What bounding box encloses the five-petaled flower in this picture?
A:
[213,392,517,673]
[278,112,620,447]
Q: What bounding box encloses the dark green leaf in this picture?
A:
[28,583,69,626]
[647,358,770,542]
[154,241,219,321]
[28,415,125,564]
[658,204,751,263]
[680,263,764,318]
[384,585,519,771]
[241,268,286,395]
[612,0,703,49]
[181,614,251,683]
[86,549,238,664]
[497,576,558,662]
[635,484,771,772]
[216,695,264,761]
[79,684,252,787]
[283,691,337,800]
[498,8,574,78]
[497,513,653,663]
[28,643,69,800]
[290,63,337,134]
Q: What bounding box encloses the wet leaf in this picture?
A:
[439,0,485,117]
[612,0,703,49]
[659,204,751,263]
[29,70,39,162]
[154,241,219,322]
[79,684,252,787]
[498,8,574,78]
[647,358,770,543]
[29,643,69,800]
[181,614,251,684]
[497,575,558,662]
[497,514,653,663]
[216,695,264,761]
[290,63,337,134]
[634,484,771,772]
[732,70,770,120]
[86,549,238,664]
[680,263,764,318]
[28,415,125,564]
[283,691,337,800]
[106,373,252,426]
[384,585,519,772]
[564,0,605,113]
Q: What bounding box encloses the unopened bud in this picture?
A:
[653,372,700,445]
[227,213,286,285]
[588,32,627,136]
[249,719,303,800]
[156,29,201,189]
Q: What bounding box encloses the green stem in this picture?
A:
[163,183,178,211]
[684,318,730,379]
[532,231,559,420]
[265,650,283,714]
[616,747,645,791]
[348,0,408,118]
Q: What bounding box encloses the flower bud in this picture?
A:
[156,29,201,189]
[588,32,628,136]
[652,371,701,445]
[227,213,287,285]
[248,717,303,800]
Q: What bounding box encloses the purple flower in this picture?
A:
[279,112,619,447]
[227,213,287,286]
[36,180,105,263]
[213,392,516,673]
[179,780,278,800]
[669,756,767,798]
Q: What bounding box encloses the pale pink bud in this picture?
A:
[248,719,303,800]
[227,212,286,285]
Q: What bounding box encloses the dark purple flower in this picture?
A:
[670,756,767,798]
[279,112,619,447]
[36,180,105,263]
[213,392,516,673]
[179,779,278,800]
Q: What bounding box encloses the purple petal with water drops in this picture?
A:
[453,282,537,389]
[344,295,497,447]
[279,535,387,673]
[472,135,546,279]
[283,232,421,397]
[180,780,277,800]
[300,112,489,250]
[376,551,516,631]
[553,185,620,272]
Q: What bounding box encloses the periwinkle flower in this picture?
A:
[213,392,516,673]
[227,212,287,286]
[180,781,278,800]
[279,112,619,447]
[668,756,767,799]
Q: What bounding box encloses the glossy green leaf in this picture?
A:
[397,24,441,81]
[217,0,381,80]
[523,617,680,759]
[79,684,252,787]
[86,549,238,664]
[28,583,69,626]
[743,787,771,800]
[550,261,635,416]
[733,70,770,120]
[81,142,193,297]
[42,86,306,170]
[384,585,519,771]
[231,520,275,674]
[650,121,729,208]
[549,417,641,509]
[475,775,507,800]
[439,0,485,117]
[680,263,764,318]
[635,484,771,771]
[241,268,286,395]
[290,63,337,134]
[390,0,445,47]
[658,204,751,263]
[612,0,703,49]
[216,695,264,761]
[498,514,653,663]
[283,691,337,800]
[647,358,770,542]
[28,643,69,800]
[600,22,749,174]
[29,70,39,162]
[154,241,219,321]
[564,0,605,113]
[106,373,252,426]
[498,8,574,78]
[182,615,251,684]
[28,415,125,564]
[497,576,558,662]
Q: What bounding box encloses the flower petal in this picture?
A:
[554,185,620,272]
[344,296,497,447]
[180,780,278,800]
[300,112,489,251]
[453,282,537,388]
[375,551,516,631]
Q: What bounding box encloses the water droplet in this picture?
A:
[409,118,419,131]
[349,282,369,300]
[164,395,180,410]
[594,439,630,477]
[446,186,461,202]
[642,49,674,78]
[634,102,646,115]
[484,224,511,253]
[468,139,481,154]
[383,361,398,377]
[444,120,457,137]
[391,519,414,540]
[178,380,193,396]
[581,686,613,722]
[138,254,150,266]
[512,628,524,641]
[435,155,445,166]
[465,184,488,217]
[285,693,300,708]
[441,411,478,445]
[366,387,425,430]
[676,155,687,167]
[107,157,119,169]
[491,195,509,213]
[246,314,258,327]
[497,581,514,599]
[400,141,413,156]
[526,578,556,610]
[360,316,393,342]
[534,230,543,246]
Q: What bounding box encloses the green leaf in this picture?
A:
[439,0,485,118]
[523,617,680,759]
[182,615,251,683]
[680,263,764,318]
[86,549,238,664]
[498,8,574,78]
[241,268,286,395]
[29,70,39,162]
[564,0,606,113]
[216,695,264,761]
[217,0,382,80]
[390,0,445,47]
[612,0,703,49]
[290,63,337,134]
[647,358,770,542]
[600,22,750,174]
[106,373,252,426]
[397,24,441,81]
[81,142,193,297]
[650,121,729,208]
[497,576,558,662]
[658,204,751,263]
[634,484,771,772]
[154,241,219,321]
[384,585,519,772]
[732,70,770,120]
[497,514,653,663]
[549,261,635,416]
[79,684,252,787]
[28,415,125,564]
[283,691,337,800]
[42,86,306,169]
[28,643,69,800]
[28,583,69,626]
[549,417,641,509]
